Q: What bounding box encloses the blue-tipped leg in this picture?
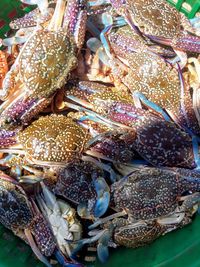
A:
[94,178,110,217]
[87,37,111,66]
[54,249,83,267]
[133,91,172,122]
[97,230,112,263]
[100,25,113,58]
[71,231,106,259]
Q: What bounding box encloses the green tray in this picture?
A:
[0,0,200,267]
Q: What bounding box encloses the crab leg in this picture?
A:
[71,229,108,259]
[82,155,117,182]
[64,100,132,129]
[48,0,66,30]
[132,92,171,122]
[147,34,200,54]
[24,229,52,267]
[89,210,127,230]
[77,175,110,218]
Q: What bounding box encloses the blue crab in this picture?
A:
[88,0,200,53]
[0,171,83,267]
[0,0,87,130]
[64,81,199,169]
[53,160,110,219]
[72,166,200,262]
[85,22,200,136]
[36,181,83,262]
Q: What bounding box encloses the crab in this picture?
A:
[88,12,176,58]
[85,21,200,136]
[0,0,87,130]
[9,1,55,30]
[36,181,83,261]
[0,171,84,267]
[0,112,134,168]
[53,160,111,219]
[88,0,200,54]
[0,114,90,165]
[72,166,200,262]
[64,81,199,169]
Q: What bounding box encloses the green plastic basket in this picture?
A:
[0,0,200,267]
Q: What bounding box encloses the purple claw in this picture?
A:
[147,34,200,53]
[0,129,17,147]
[0,96,52,129]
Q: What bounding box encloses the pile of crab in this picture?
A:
[0,0,200,266]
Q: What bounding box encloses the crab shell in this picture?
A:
[0,177,33,229]
[109,25,175,57]
[0,173,55,256]
[113,215,192,248]
[111,49,181,114]
[54,161,102,206]
[18,29,77,98]
[18,114,90,164]
[115,0,181,40]
[111,167,200,220]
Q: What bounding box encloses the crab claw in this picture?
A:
[97,230,111,263]
[77,177,110,219]
[94,177,110,218]
[0,129,17,147]
[147,34,200,53]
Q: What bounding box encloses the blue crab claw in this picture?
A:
[86,37,111,66]
[71,230,107,259]
[132,91,172,122]
[101,13,113,27]
[94,178,110,218]
[77,178,110,219]
[97,242,109,263]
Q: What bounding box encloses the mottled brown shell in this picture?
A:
[122,51,181,112]
[18,114,90,163]
[111,168,192,220]
[127,0,181,39]
[19,29,77,98]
